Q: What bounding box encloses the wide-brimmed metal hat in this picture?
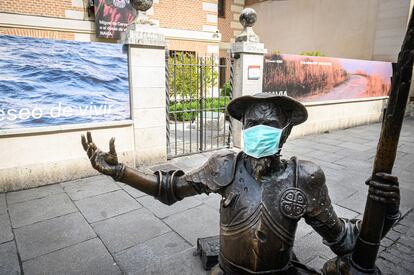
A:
[227,93,308,125]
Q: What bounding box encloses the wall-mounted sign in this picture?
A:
[0,35,130,130]
[263,54,392,103]
[248,65,261,80]
[94,0,137,39]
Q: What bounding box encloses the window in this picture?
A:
[218,0,225,18]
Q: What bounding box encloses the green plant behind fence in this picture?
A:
[169,97,230,121]
[168,52,218,98]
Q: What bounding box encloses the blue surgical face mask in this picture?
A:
[243,124,288,159]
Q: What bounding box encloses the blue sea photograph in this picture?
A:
[0,35,130,130]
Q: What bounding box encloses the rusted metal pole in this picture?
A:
[351,7,414,272]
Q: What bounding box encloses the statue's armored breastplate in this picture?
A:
[219,157,307,274]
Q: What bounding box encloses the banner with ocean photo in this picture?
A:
[0,35,130,130]
[263,54,392,103]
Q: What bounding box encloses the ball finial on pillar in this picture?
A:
[131,0,153,11]
[239,8,257,28]
[236,8,259,43]
[130,0,154,25]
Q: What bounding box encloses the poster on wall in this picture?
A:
[0,35,130,130]
[94,0,137,39]
[263,54,393,103]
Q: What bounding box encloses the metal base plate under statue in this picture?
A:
[196,236,220,270]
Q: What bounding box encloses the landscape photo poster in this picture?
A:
[263,54,393,103]
[94,0,137,39]
[0,35,130,130]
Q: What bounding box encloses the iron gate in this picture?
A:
[166,50,234,158]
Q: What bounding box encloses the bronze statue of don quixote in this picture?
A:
[81,3,414,274]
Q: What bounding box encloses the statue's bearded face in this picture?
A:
[243,102,288,130]
[243,102,291,180]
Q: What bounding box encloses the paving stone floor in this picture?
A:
[0,118,413,274]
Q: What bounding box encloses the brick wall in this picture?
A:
[218,0,232,43]
[218,0,243,43]
[1,0,67,17]
[0,27,75,40]
[167,39,218,55]
[151,0,218,32]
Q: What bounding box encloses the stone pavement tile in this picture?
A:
[303,150,348,163]
[6,184,63,205]
[313,143,347,153]
[0,241,20,275]
[163,204,219,246]
[336,142,372,152]
[0,193,7,215]
[332,204,359,219]
[333,158,373,171]
[114,232,191,274]
[15,212,96,261]
[306,255,328,272]
[376,258,395,275]
[325,180,358,204]
[393,153,414,172]
[283,144,314,155]
[62,175,120,201]
[0,213,13,244]
[138,195,201,219]
[335,136,373,145]
[397,143,414,154]
[75,190,141,223]
[312,135,345,146]
[400,187,414,209]
[344,150,376,161]
[287,140,321,154]
[334,170,371,187]
[296,219,313,240]
[322,167,346,180]
[307,159,346,171]
[202,194,222,210]
[380,237,394,248]
[117,183,146,198]
[193,194,209,201]
[294,232,335,264]
[337,189,368,214]
[402,160,414,174]
[141,247,206,275]
[92,208,170,253]
[8,193,77,228]
[22,238,121,275]
[385,229,402,242]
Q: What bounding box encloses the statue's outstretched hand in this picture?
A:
[81,131,124,179]
[366,172,400,216]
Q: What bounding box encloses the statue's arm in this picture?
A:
[115,166,206,205]
[81,132,236,205]
[303,162,401,256]
[301,162,358,256]
[118,149,238,204]
[114,149,238,205]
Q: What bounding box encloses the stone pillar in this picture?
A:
[121,23,167,166]
[230,8,267,148]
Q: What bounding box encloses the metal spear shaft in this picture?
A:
[351,7,414,272]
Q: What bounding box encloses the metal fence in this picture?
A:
[165,50,233,158]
